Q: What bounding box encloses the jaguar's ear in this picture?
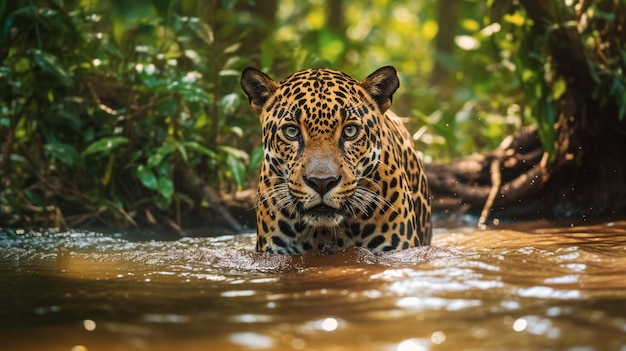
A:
[360,66,400,112]
[241,67,278,114]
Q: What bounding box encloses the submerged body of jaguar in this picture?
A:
[241,66,431,254]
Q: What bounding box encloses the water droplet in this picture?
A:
[83,319,96,331]
[513,318,527,332]
[320,317,338,332]
[396,338,426,351]
[229,332,273,349]
[431,331,446,344]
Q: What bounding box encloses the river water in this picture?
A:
[1,220,625,351]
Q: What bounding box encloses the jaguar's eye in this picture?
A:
[282,125,301,140]
[342,125,360,139]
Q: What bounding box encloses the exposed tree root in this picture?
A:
[177,167,245,233]
[425,126,552,223]
[478,157,502,228]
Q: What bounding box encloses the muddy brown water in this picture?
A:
[1,221,626,351]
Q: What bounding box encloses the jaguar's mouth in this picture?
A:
[302,205,344,226]
[305,205,339,214]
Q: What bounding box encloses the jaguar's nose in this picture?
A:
[303,175,341,196]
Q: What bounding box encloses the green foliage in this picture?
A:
[0,0,255,226]
[487,1,626,158]
[2,0,625,227]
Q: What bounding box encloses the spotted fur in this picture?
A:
[241,66,431,254]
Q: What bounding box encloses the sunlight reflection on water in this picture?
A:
[1,221,626,350]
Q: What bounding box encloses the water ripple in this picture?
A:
[2,223,626,350]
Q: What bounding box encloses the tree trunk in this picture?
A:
[234,0,278,65]
[430,0,459,88]
[327,0,344,33]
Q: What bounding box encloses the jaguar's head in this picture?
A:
[241,66,399,227]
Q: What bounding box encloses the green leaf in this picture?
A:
[187,18,214,45]
[45,142,79,167]
[183,141,217,158]
[29,49,73,86]
[461,19,480,32]
[83,137,129,156]
[218,145,249,162]
[248,146,264,173]
[168,82,211,104]
[223,43,241,54]
[503,13,525,26]
[136,164,158,190]
[229,126,243,137]
[176,142,188,163]
[219,93,240,116]
[219,69,241,76]
[156,176,174,199]
[155,161,171,178]
[551,78,567,101]
[226,153,246,190]
[147,143,175,168]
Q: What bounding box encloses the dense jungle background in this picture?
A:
[1,0,625,231]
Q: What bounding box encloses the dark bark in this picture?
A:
[177,167,245,233]
[426,126,550,220]
[430,0,459,87]
[327,0,344,33]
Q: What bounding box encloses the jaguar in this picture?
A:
[241,66,431,254]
